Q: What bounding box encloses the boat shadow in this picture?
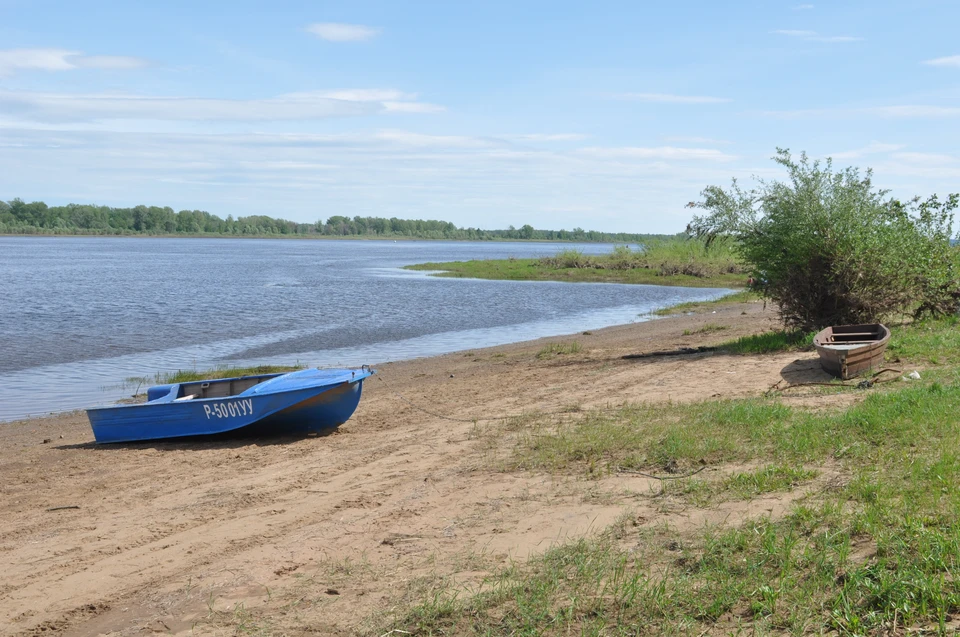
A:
[779,357,834,384]
[57,428,339,452]
[621,347,835,384]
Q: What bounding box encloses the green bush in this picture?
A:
[688,149,960,330]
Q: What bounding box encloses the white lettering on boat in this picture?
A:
[202,399,255,420]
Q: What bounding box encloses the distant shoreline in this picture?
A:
[0,233,633,243]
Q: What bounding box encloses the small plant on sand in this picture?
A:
[157,364,303,384]
[536,341,582,359]
[682,323,728,336]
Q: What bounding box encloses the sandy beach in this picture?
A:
[1,299,843,636]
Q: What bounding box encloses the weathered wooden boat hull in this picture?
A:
[813,324,890,380]
[86,368,373,444]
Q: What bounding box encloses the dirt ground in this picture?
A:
[0,300,846,636]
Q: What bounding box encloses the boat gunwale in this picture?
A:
[87,368,374,413]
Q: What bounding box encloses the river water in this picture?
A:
[0,237,731,421]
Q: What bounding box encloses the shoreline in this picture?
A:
[0,233,643,243]
[1,299,795,635]
[0,288,737,424]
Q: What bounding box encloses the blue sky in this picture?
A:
[1,0,959,233]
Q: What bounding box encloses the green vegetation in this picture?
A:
[157,364,303,384]
[390,317,960,635]
[653,289,759,315]
[688,149,960,330]
[886,315,960,366]
[716,329,815,355]
[406,237,748,288]
[721,464,819,500]
[536,341,583,359]
[682,323,728,336]
[0,198,662,242]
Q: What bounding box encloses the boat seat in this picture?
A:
[826,340,880,345]
[831,332,879,338]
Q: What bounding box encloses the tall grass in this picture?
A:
[717,329,815,354]
[158,364,303,384]
[537,237,746,279]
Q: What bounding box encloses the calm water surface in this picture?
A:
[0,237,732,421]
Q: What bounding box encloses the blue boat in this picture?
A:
[86,367,374,444]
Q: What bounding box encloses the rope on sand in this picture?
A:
[765,367,903,394]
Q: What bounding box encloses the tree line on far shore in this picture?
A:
[0,199,664,243]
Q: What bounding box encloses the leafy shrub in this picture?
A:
[688,149,960,330]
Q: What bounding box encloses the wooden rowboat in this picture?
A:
[813,324,890,380]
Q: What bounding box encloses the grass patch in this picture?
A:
[716,329,815,355]
[536,341,583,359]
[407,258,747,288]
[406,238,749,288]
[158,364,303,384]
[386,317,960,634]
[682,323,728,336]
[722,464,819,499]
[653,289,759,315]
[887,315,960,366]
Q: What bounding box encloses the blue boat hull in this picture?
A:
[86,368,372,444]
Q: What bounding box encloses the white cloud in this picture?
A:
[0,89,444,123]
[0,126,759,232]
[923,55,960,68]
[304,89,413,101]
[306,23,380,42]
[870,153,960,180]
[662,135,732,145]
[373,130,490,147]
[0,48,147,76]
[610,92,731,104]
[890,151,959,165]
[829,142,905,159]
[794,4,815,9]
[761,105,960,119]
[868,105,960,118]
[813,35,863,43]
[772,29,863,43]
[505,133,588,142]
[71,55,147,70]
[578,146,737,161]
[773,29,816,37]
[381,101,446,113]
